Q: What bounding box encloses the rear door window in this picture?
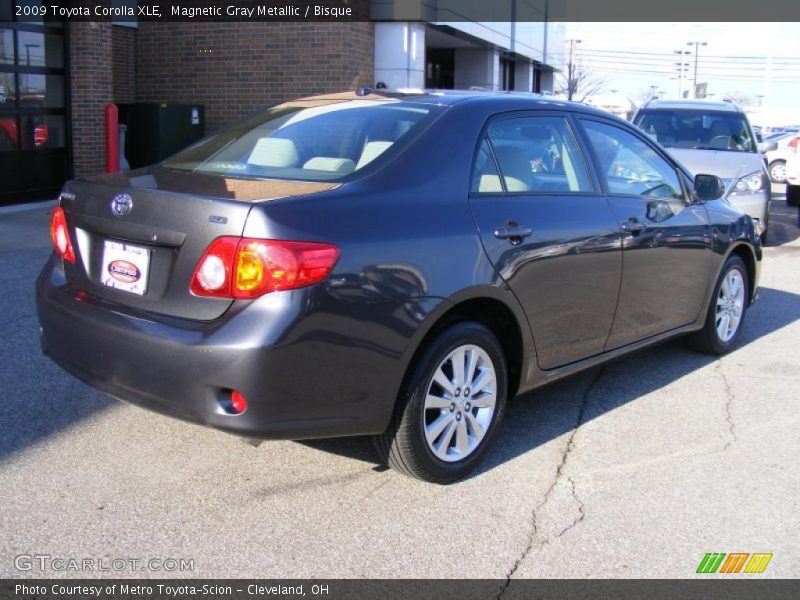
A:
[481,116,592,193]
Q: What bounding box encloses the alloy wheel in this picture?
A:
[715,269,745,343]
[423,344,497,462]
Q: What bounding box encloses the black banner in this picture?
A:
[6,0,800,23]
[2,580,800,600]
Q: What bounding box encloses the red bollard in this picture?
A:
[105,103,119,173]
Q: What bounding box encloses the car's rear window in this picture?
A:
[162,99,444,181]
[634,109,755,153]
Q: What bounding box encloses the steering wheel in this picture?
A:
[708,135,731,149]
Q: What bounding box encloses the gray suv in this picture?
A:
[634,99,770,242]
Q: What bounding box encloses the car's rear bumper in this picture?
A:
[36,257,396,440]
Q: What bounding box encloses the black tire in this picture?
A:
[687,255,749,355]
[374,321,507,484]
[768,160,786,184]
[787,184,800,208]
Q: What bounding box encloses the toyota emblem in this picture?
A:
[110,193,133,217]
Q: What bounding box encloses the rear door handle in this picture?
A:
[621,220,647,234]
[493,224,532,244]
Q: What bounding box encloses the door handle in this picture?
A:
[494,223,532,244]
[621,220,647,234]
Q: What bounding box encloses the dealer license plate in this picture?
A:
[100,240,150,296]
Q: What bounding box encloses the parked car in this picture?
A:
[769,126,800,134]
[36,91,762,483]
[763,134,800,183]
[633,99,771,243]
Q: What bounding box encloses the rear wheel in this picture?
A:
[687,255,748,355]
[768,160,786,183]
[787,184,800,207]
[374,322,507,483]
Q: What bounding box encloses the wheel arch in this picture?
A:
[727,242,758,304]
[400,287,535,402]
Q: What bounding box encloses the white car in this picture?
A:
[763,133,800,183]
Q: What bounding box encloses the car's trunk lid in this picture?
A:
[59,168,338,321]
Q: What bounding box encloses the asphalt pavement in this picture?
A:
[0,191,798,579]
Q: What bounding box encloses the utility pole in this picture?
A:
[687,41,707,98]
[674,49,691,98]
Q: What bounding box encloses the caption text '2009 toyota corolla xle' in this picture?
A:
[36,90,762,483]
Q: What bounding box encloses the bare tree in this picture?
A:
[724,91,753,107]
[635,87,658,104]
[556,58,606,102]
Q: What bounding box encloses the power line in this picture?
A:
[576,60,800,77]
[574,52,800,68]
[583,66,796,82]
[572,47,800,63]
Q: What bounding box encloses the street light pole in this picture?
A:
[688,41,707,99]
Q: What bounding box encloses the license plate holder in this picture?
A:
[100,240,150,296]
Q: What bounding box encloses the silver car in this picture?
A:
[634,99,770,243]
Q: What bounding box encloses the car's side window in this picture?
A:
[580,120,685,201]
[483,116,592,193]
[470,137,504,193]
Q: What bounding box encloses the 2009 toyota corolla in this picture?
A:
[36,90,761,483]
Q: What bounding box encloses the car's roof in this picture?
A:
[639,98,744,113]
[295,89,615,117]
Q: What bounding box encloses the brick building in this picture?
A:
[1,0,561,202]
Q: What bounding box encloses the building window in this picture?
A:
[0,0,68,202]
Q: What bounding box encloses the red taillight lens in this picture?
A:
[50,206,75,263]
[789,137,800,153]
[191,237,339,299]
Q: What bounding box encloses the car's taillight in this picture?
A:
[50,206,75,263]
[191,237,339,299]
[789,137,800,153]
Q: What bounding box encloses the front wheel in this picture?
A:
[374,321,507,483]
[687,255,749,355]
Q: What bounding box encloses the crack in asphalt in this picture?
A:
[555,477,586,539]
[715,360,737,451]
[496,366,605,598]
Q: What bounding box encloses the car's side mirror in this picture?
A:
[757,141,778,153]
[694,174,725,201]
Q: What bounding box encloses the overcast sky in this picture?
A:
[560,22,800,116]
